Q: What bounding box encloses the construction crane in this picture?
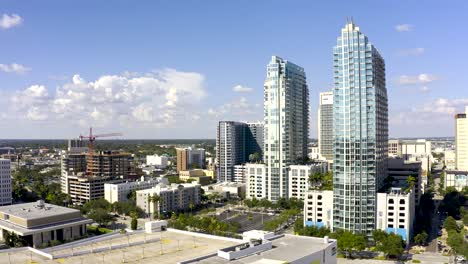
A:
[79,127,123,176]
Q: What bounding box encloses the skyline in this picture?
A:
[1,1,468,139]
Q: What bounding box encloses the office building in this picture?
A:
[216,121,264,182]
[456,106,468,171]
[332,22,388,235]
[388,158,424,204]
[176,147,206,173]
[0,159,12,206]
[288,163,328,200]
[0,200,92,248]
[136,183,201,215]
[146,154,168,168]
[104,176,168,203]
[264,56,309,201]
[304,190,334,230]
[318,91,334,161]
[444,171,468,191]
[388,139,433,176]
[376,187,415,244]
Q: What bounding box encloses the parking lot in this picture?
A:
[216,209,277,232]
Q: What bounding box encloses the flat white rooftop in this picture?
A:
[0,202,79,220]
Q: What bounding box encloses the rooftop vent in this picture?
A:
[36,200,45,209]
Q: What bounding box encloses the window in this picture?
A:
[388,224,394,228]
[318,195,322,200]
[399,199,405,205]
[389,199,394,204]
[398,225,404,228]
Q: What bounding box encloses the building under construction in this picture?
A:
[61,150,137,205]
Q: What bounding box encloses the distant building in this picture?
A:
[136,183,201,215]
[388,158,424,204]
[0,201,92,248]
[216,121,264,182]
[456,106,468,171]
[146,154,168,168]
[104,177,168,204]
[233,164,246,184]
[444,171,468,191]
[376,188,415,244]
[308,146,320,160]
[303,190,334,230]
[179,169,215,185]
[202,182,246,199]
[0,159,12,206]
[318,91,333,161]
[61,151,135,204]
[288,163,328,200]
[445,150,456,170]
[67,138,88,153]
[388,139,433,176]
[176,147,205,172]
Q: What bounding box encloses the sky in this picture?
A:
[1,0,467,139]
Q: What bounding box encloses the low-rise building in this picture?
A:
[245,163,267,199]
[179,169,215,185]
[104,176,169,203]
[388,158,424,204]
[0,200,92,248]
[303,190,334,230]
[146,154,168,168]
[136,183,201,215]
[64,173,126,205]
[289,163,328,200]
[444,170,468,191]
[376,187,415,244]
[202,182,246,199]
[0,159,12,206]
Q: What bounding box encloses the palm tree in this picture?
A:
[189,202,195,215]
[148,194,162,220]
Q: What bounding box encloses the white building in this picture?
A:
[456,106,468,171]
[245,163,267,199]
[444,171,468,191]
[146,154,168,168]
[288,164,328,200]
[388,139,433,176]
[388,158,424,204]
[303,190,334,230]
[308,147,320,160]
[136,183,201,215]
[202,182,246,199]
[104,176,169,203]
[233,164,246,184]
[445,150,456,170]
[376,188,415,244]
[0,159,12,206]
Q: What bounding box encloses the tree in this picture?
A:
[308,172,323,188]
[406,175,417,191]
[463,214,468,226]
[444,216,459,232]
[372,230,388,247]
[189,202,195,215]
[82,198,111,215]
[249,152,260,163]
[127,190,137,201]
[414,231,428,246]
[380,233,404,258]
[88,208,113,226]
[148,194,162,219]
[131,217,138,230]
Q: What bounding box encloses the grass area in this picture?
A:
[373,256,386,260]
[412,260,421,263]
[87,225,113,235]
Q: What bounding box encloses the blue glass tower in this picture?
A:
[332,22,388,235]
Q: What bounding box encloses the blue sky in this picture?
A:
[1,0,467,139]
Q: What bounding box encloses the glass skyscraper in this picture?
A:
[264,56,309,201]
[332,22,388,235]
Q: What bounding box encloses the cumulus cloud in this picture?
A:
[397,48,425,56]
[397,74,438,85]
[232,85,253,93]
[395,24,413,32]
[0,63,31,74]
[207,96,262,121]
[7,69,206,125]
[0,14,23,29]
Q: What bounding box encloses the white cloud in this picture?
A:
[207,96,261,121]
[397,74,438,85]
[397,48,425,56]
[395,24,413,32]
[7,69,206,126]
[0,14,23,29]
[0,63,31,74]
[232,84,253,93]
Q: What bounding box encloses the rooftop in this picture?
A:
[195,234,335,264]
[0,201,79,220]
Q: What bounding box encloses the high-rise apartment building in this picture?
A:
[332,22,388,235]
[0,159,12,206]
[264,56,309,201]
[455,106,468,171]
[318,91,334,161]
[216,121,264,182]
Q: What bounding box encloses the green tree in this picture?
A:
[148,194,162,219]
[131,217,138,230]
[444,216,459,232]
[380,233,404,258]
[406,175,417,191]
[88,208,113,226]
[414,231,428,245]
[372,229,388,247]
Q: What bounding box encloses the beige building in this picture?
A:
[456,106,468,171]
[104,177,168,204]
[179,169,216,185]
[0,201,92,248]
